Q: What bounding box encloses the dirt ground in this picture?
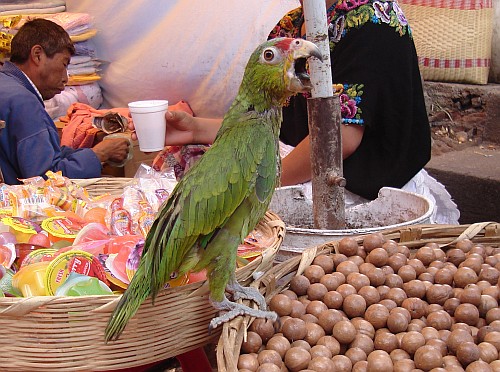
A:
[431,115,500,156]
[429,107,498,157]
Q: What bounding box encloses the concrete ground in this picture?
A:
[425,144,500,223]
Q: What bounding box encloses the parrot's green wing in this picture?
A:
[144,108,281,299]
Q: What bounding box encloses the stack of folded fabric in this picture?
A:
[0,4,103,120]
[0,0,66,16]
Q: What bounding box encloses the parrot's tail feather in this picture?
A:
[104,267,152,342]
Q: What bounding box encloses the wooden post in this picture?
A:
[303,0,345,229]
[307,97,345,229]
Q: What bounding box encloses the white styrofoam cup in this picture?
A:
[128,100,169,152]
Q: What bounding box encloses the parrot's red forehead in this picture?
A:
[274,38,294,51]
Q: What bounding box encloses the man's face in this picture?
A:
[37,48,71,100]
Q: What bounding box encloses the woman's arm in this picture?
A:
[280,124,364,186]
[128,109,222,146]
[164,111,221,145]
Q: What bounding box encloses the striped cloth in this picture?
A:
[400,0,492,9]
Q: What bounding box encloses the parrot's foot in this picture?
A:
[209,297,277,333]
[225,281,267,311]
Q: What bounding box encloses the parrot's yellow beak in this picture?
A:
[292,39,323,62]
[289,38,323,93]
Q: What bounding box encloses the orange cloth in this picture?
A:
[60,102,131,148]
[59,100,193,149]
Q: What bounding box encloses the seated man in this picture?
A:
[0,18,129,184]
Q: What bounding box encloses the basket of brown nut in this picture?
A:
[218,222,500,372]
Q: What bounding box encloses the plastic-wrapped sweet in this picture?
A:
[106,235,143,283]
[55,272,112,296]
[0,243,15,269]
[44,250,108,295]
[109,198,133,236]
[19,248,57,268]
[41,216,85,244]
[27,232,51,247]
[1,217,41,243]
[0,266,22,297]
[106,234,142,255]
[11,261,50,297]
[14,243,48,268]
[125,240,143,281]
[136,201,155,237]
[57,239,110,256]
[0,231,17,245]
[105,254,129,286]
[7,185,52,221]
[72,222,111,246]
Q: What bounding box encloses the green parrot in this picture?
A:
[105,37,322,341]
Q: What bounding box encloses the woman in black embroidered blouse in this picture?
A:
[270,0,431,200]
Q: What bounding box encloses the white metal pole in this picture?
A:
[302,0,333,98]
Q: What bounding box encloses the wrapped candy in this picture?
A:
[109,198,133,236]
[55,272,113,296]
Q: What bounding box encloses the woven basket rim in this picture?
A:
[216,221,500,372]
[72,177,136,196]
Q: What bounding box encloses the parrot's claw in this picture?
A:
[225,281,268,311]
[209,297,278,333]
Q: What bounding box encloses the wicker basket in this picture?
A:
[0,178,285,371]
[217,221,500,371]
[73,177,136,197]
[399,0,494,84]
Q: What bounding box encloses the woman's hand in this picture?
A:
[164,111,222,145]
[128,109,221,147]
[163,110,199,145]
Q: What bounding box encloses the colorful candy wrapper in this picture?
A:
[9,187,50,221]
[44,249,108,295]
[109,197,133,236]
[55,272,113,296]
[125,240,143,281]
[136,200,155,237]
[1,216,41,243]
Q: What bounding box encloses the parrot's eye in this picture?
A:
[260,47,282,65]
[263,49,275,61]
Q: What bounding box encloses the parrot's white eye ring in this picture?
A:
[261,47,282,65]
